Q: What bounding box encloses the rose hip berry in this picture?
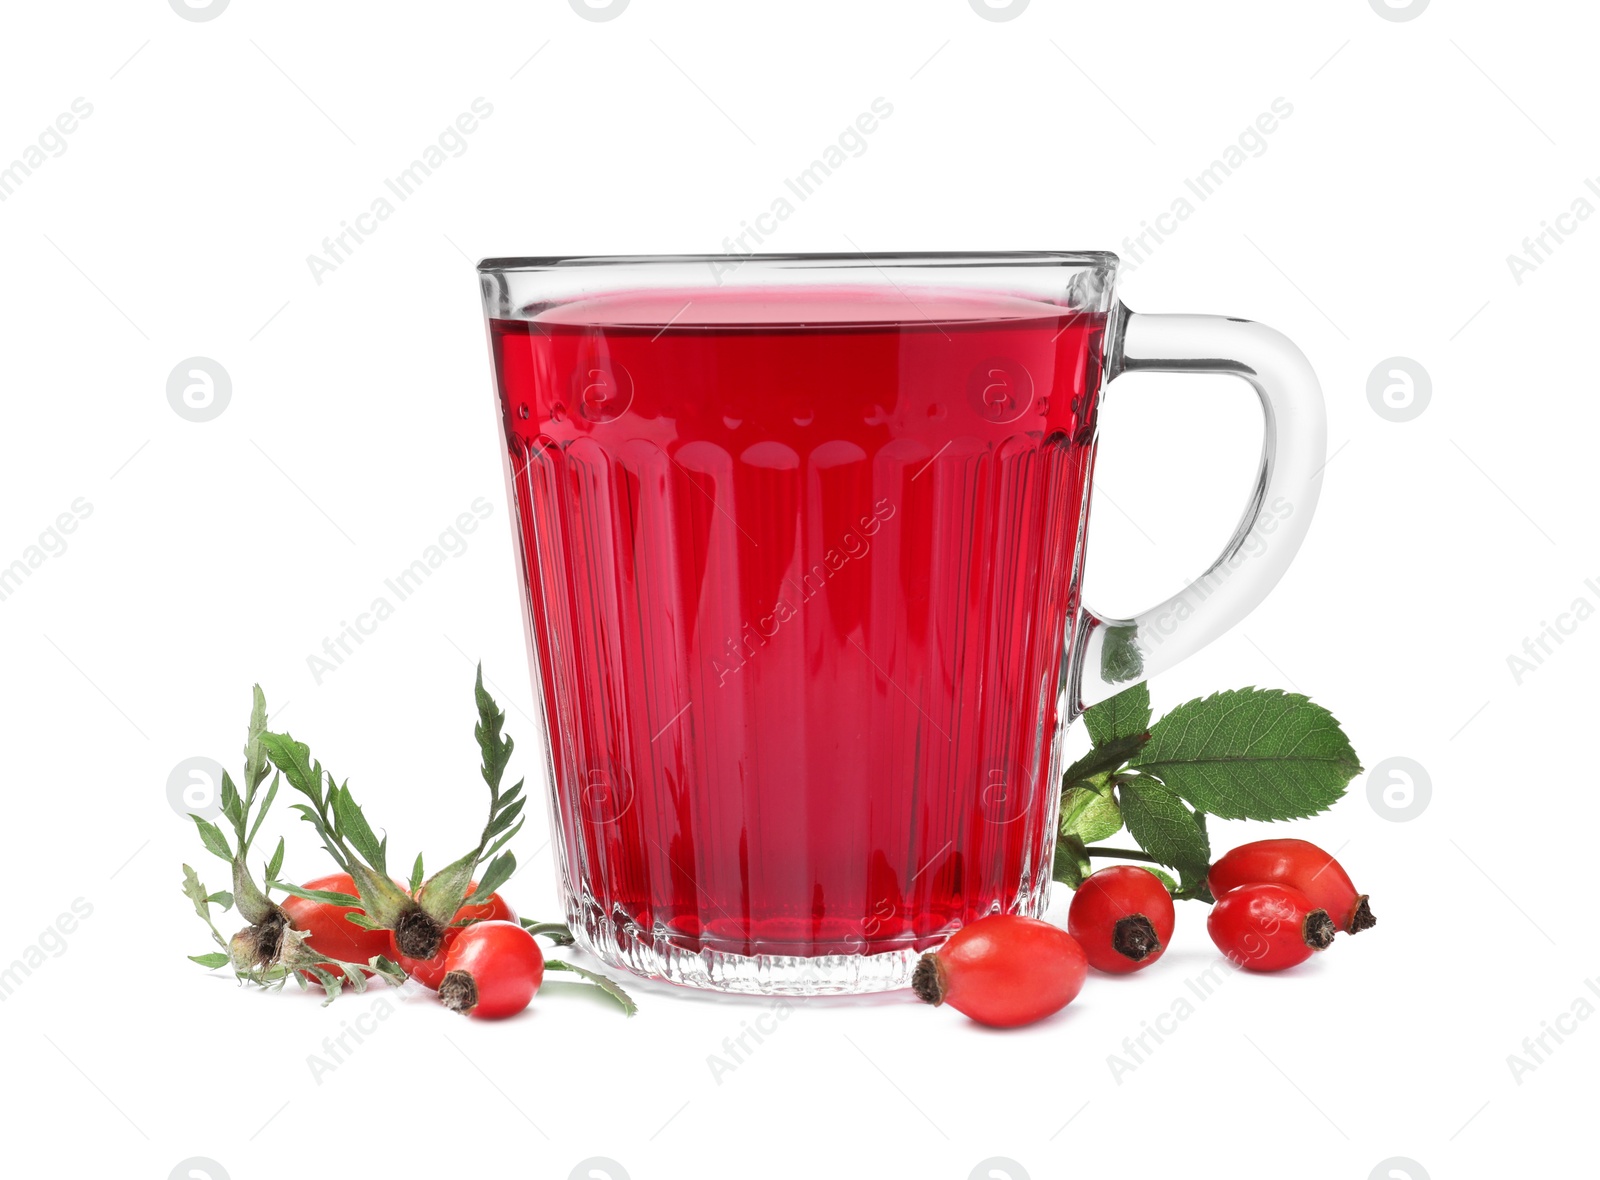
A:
[912,914,1087,1028]
[1207,882,1335,972]
[1208,838,1375,935]
[1068,865,1176,974]
[390,883,518,990]
[280,873,395,981]
[438,921,544,1019]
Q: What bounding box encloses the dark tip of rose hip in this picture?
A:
[1304,909,1336,950]
[393,909,444,960]
[438,970,477,1014]
[911,954,944,1006]
[1347,896,1377,934]
[1112,914,1160,962]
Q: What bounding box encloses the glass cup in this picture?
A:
[476,253,1325,994]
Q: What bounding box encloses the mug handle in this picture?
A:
[1069,308,1328,715]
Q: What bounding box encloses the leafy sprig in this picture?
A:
[1057,684,1362,901]
[183,688,403,1003]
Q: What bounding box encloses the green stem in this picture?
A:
[1083,845,1164,864]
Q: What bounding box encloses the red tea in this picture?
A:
[492,290,1103,969]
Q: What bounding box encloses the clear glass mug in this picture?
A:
[476,253,1325,994]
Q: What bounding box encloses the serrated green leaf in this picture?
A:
[189,952,231,969]
[544,959,637,1016]
[260,732,323,803]
[1131,688,1362,821]
[1060,785,1122,843]
[265,837,285,883]
[474,664,514,794]
[1052,834,1092,888]
[1061,731,1150,790]
[331,783,385,871]
[1118,777,1211,876]
[181,864,209,908]
[1084,681,1151,747]
[409,853,424,894]
[190,815,233,863]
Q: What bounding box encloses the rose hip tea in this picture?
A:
[478,254,1325,993]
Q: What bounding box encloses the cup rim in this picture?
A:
[476,250,1119,273]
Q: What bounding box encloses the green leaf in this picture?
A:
[190,815,233,863]
[344,912,383,930]
[409,853,425,894]
[519,920,576,946]
[331,783,385,871]
[1059,785,1122,844]
[1061,731,1150,790]
[270,881,363,907]
[206,891,234,910]
[367,955,407,987]
[244,685,271,793]
[1131,688,1363,821]
[1100,623,1143,683]
[219,771,246,840]
[470,852,516,905]
[544,959,637,1016]
[1083,681,1151,747]
[260,732,323,803]
[1117,777,1211,876]
[1142,866,1179,893]
[244,773,279,854]
[1052,834,1092,888]
[189,952,231,969]
[484,795,527,841]
[181,864,211,913]
[265,837,285,883]
[474,664,514,794]
[288,803,347,871]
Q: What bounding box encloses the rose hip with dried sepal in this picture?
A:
[912,915,1087,1028]
[1206,882,1335,972]
[439,921,545,1019]
[1068,865,1176,974]
[1208,838,1375,935]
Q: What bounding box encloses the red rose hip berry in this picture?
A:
[912,914,1087,1028]
[1208,838,1375,935]
[438,921,545,1019]
[1068,865,1176,974]
[279,873,395,981]
[1207,882,1335,973]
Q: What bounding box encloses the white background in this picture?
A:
[1,2,1592,1177]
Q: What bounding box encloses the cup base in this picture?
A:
[565,895,936,995]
